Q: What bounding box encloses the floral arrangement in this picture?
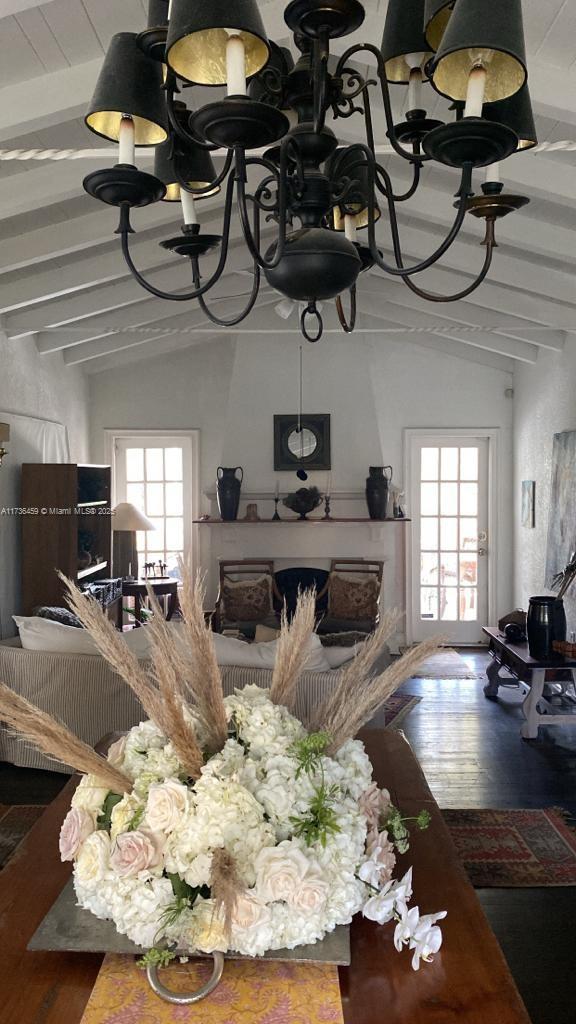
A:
[0,570,446,972]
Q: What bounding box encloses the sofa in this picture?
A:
[0,638,346,774]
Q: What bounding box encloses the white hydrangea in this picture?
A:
[66,689,442,966]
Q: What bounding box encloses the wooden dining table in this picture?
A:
[0,729,531,1024]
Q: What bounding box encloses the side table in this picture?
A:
[482,627,576,739]
[120,579,179,628]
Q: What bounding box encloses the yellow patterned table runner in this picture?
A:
[80,953,344,1023]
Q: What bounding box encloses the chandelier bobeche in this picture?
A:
[84,0,534,341]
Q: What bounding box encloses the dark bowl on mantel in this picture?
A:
[283,486,323,519]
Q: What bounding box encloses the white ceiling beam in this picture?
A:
[0,0,57,14]
[0,58,103,142]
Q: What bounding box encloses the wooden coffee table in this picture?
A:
[0,730,530,1024]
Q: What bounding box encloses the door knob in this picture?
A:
[478,547,487,557]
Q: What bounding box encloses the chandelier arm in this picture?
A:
[375,160,421,203]
[234,145,290,270]
[165,73,218,152]
[173,149,234,199]
[118,171,237,301]
[334,44,430,165]
[335,285,357,333]
[399,221,496,301]
[192,259,261,326]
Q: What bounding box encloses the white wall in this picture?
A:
[513,336,576,625]
[89,328,514,634]
[0,333,90,635]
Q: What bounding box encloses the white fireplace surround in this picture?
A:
[200,489,410,650]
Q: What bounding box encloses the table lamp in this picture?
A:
[0,423,10,466]
[112,502,155,580]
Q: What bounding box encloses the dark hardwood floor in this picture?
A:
[400,649,576,1024]
[0,648,575,1023]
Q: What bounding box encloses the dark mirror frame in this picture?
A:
[274,414,331,471]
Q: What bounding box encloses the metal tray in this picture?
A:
[28,879,351,965]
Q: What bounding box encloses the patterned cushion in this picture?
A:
[328,573,379,622]
[33,606,83,628]
[221,575,273,624]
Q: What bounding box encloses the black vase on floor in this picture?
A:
[526,596,567,659]
[216,466,243,521]
[365,466,393,520]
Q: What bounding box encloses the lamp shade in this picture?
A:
[248,42,295,105]
[0,423,9,443]
[431,0,527,105]
[154,103,220,200]
[483,82,537,151]
[86,32,168,145]
[380,0,433,83]
[147,0,169,28]
[329,148,381,231]
[424,0,454,51]
[166,0,269,85]
[112,502,155,532]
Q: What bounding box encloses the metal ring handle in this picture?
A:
[300,302,323,342]
[146,952,224,1005]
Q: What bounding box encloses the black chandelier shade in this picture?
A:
[154,107,220,201]
[85,32,168,145]
[147,0,169,29]
[329,148,381,231]
[380,0,433,83]
[165,0,270,86]
[483,82,537,151]
[432,0,527,105]
[248,42,295,105]
[424,0,454,51]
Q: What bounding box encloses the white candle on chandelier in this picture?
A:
[275,479,280,499]
[405,52,425,111]
[344,214,358,243]
[484,161,501,184]
[325,472,332,497]
[226,30,246,96]
[181,188,198,226]
[463,64,487,118]
[118,115,135,165]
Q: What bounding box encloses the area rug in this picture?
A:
[383,693,422,729]
[412,649,483,679]
[0,804,44,869]
[443,808,576,886]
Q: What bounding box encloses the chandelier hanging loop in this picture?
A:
[83,0,534,341]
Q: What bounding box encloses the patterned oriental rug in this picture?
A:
[443,808,576,886]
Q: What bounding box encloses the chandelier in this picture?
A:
[83,0,534,342]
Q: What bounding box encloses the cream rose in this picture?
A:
[107,735,127,769]
[110,793,143,841]
[254,842,310,903]
[187,900,228,953]
[145,779,189,834]
[59,807,95,862]
[71,774,110,817]
[289,872,329,912]
[75,830,111,883]
[110,829,164,877]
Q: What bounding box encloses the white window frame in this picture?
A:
[105,429,200,571]
[403,427,500,645]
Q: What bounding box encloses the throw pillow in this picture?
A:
[254,624,281,642]
[220,575,273,623]
[33,606,83,628]
[328,572,379,622]
[13,615,153,660]
[212,632,331,671]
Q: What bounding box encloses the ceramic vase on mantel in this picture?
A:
[216,466,243,521]
[365,466,393,520]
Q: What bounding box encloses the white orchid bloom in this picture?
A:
[409,910,447,971]
[393,904,421,952]
[358,857,384,888]
[362,867,415,925]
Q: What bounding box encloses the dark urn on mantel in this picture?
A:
[526,595,567,659]
[365,466,393,520]
[216,466,243,521]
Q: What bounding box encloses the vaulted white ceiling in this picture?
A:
[0,0,575,374]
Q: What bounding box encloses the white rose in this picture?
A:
[230,892,274,956]
[185,899,228,954]
[75,830,111,884]
[145,779,189,834]
[289,871,329,912]
[110,794,143,841]
[71,775,110,817]
[107,735,127,769]
[254,842,310,903]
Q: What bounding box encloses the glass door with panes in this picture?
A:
[409,436,489,644]
[114,435,194,579]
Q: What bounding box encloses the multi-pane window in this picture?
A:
[419,446,480,622]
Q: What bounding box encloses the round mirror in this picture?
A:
[287,427,317,459]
